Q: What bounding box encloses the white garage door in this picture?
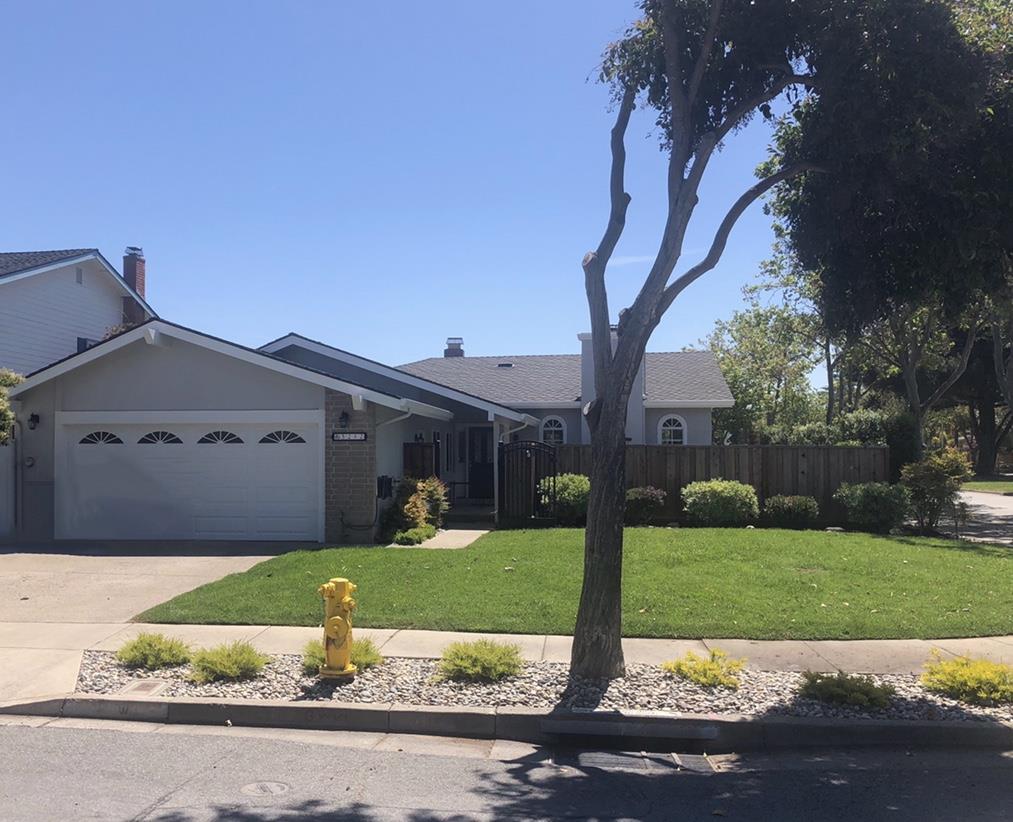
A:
[56,417,322,541]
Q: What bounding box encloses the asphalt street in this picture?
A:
[0,718,1010,821]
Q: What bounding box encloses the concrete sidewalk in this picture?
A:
[1,620,1010,703]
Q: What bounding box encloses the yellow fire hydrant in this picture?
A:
[318,577,357,680]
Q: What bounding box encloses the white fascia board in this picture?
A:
[10,321,454,422]
[643,400,735,409]
[507,402,582,409]
[91,253,158,318]
[9,323,151,397]
[0,253,98,286]
[0,252,158,319]
[261,333,528,423]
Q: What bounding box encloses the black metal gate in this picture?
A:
[498,440,557,527]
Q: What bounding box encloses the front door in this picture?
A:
[467,426,494,499]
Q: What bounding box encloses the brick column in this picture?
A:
[324,390,377,543]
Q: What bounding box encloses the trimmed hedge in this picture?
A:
[763,495,820,529]
[625,486,667,525]
[681,480,759,526]
[833,482,910,533]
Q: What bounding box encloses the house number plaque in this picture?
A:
[332,432,367,442]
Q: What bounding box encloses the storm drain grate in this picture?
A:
[553,750,680,773]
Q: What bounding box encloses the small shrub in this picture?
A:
[833,482,910,533]
[901,448,973,534]
[763,495,820,529]
[414,476,450,528]
[378,476,448,543]
[625,486,667,525]
[799,671,895,708]
[301,639,326,676]
[351,638,384,671]
[921,653,1013,705]
[116,632,190,670]
[681,480,759,526]
[301,638,384,676]
[661,649,745,689]
[439,639,523,683]
[189,641,269,683]
[539,473,591,526]
[392,523,437,545]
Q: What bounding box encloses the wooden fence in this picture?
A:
[554,445,890,519]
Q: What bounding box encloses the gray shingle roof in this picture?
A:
[0,249,96,279]
[398,350,732,406]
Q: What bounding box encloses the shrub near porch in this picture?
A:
[139,529,1013,641]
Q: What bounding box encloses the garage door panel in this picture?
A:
[57,422,321,541]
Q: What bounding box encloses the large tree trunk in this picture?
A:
[570,404,629,679]
[824,338,835,424]
[972,399,999,476]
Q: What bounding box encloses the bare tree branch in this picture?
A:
[583,86,636,411]
[658,163,825,314]
[922,319,981,413]
[687,0,723,107]
[713,74,820,146]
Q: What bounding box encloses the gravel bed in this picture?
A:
[75,651,1012,723]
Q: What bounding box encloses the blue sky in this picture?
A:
[2,1,785,365]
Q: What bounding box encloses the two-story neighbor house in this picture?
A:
[0,247,155,375]
[6,315,731,544]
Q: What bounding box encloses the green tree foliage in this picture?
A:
[708,302,821,442]
[0,370,24,444]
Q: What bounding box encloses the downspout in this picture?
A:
[12,417,23,537]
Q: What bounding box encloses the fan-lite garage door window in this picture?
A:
[57,420,321,541]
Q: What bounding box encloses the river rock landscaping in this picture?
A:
[75,651,1013,724]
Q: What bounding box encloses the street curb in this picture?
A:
[2,694,1011,753]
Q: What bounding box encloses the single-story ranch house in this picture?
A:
[5,269,731,544]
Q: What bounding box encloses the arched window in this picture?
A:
[541,416,566,446]
[259,430,306,444]
[138,431,183,444]
[198,430,244,444]
[658,415,686,446]
[79,431,123,445]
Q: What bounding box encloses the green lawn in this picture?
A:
[963,477,1013,495]
[137,529,1013,640]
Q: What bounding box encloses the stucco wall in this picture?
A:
[509,408,583,444]
[644,407,714,446]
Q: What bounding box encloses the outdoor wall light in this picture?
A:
[27,413,40,431]
[338,411,350,429]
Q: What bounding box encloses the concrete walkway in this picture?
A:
[1,620,1010,703]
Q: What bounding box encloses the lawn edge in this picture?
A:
[4,694,1011,754]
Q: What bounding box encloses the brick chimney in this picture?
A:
[121,246,146,324]
[123,247,145,297]
[444,337,464,358]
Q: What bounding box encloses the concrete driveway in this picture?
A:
[0,545,277,623]
[941,491,1013,547]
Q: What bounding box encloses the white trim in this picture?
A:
[56,410,325,425]
[644,400,734,409]
[10,321,453,422]
[0,252,157,319]
[261,333,530,424]
[540,415,567,446]
[657,413,687,446]
[508,402,581,409]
